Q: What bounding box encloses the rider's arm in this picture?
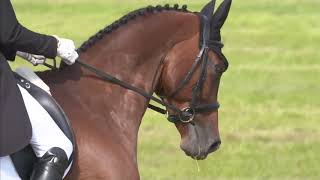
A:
[0,0,57,61]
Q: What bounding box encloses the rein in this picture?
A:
[76,59,176,114]
[59,14,223,124]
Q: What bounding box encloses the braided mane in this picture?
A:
[78,4,193,52]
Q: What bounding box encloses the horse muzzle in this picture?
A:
[180,139,221,160]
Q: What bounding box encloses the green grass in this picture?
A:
[11,0,320,179]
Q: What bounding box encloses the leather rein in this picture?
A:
[56,15,223,125]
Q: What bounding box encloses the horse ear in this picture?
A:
[200,0,216,20]
[211,0,232,41]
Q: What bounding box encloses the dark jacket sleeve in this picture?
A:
[0,0,57,61]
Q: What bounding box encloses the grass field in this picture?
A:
[11,0,320,179]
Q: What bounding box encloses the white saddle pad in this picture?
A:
[15,67,51,95]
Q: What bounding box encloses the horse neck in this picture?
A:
[81,11,199,90]
[41,10,198,155]
[77,11,198,118]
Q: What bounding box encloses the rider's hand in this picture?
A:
[16,51,46,66]
[54,35,79,65]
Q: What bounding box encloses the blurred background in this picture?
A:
[11,0,320,179]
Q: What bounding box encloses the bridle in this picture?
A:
[165,14,226,124]
[58,14,227,125]
[74,14,226,125]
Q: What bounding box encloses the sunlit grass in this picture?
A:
[10,0,320,179]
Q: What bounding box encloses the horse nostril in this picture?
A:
[208,140,221,153]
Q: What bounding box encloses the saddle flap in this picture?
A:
[11,72,76,180]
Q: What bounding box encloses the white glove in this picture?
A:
[16,51,46,66]
[54,35,79,65]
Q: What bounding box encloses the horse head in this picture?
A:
[156,0,232,160]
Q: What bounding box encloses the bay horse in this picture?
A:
[37,1,232,179]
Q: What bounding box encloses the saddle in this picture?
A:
[10,67,76,180]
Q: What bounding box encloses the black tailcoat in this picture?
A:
[0,0,58,156]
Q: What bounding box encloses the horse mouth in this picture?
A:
[192,154,208,160]
[183,141,221,160]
